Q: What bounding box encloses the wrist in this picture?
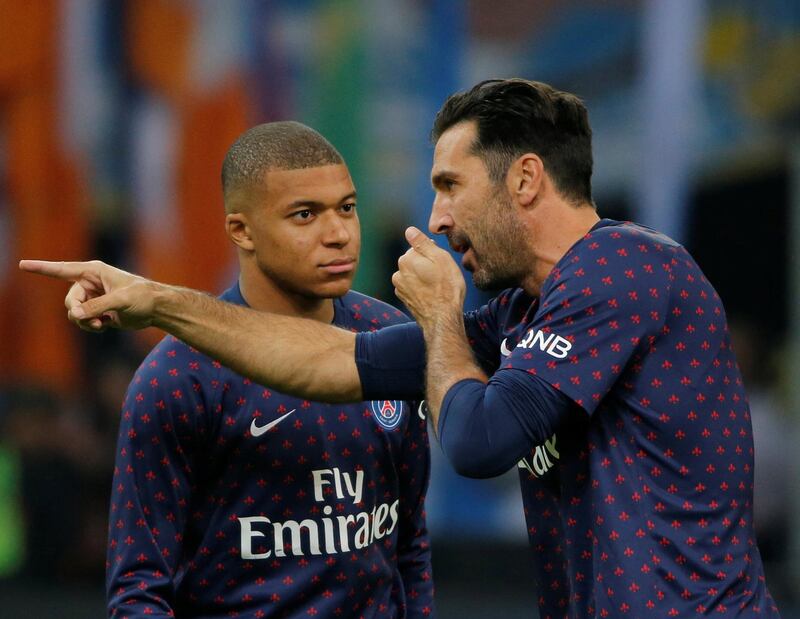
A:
[149,282,183,330]
[418,306,463,335]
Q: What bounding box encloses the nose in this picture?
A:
[321,211,351,247]
[428,193,454,235]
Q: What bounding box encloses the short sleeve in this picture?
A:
[500,227,676,414]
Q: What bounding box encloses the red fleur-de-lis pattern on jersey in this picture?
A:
[463,220,780,618]
[107,285,435,618]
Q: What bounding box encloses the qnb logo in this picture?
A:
[518,434,559,478]
[517,328,572,359]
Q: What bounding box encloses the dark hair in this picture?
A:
[432,79,594,204]
[221,121,344,210]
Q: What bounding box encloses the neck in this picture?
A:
[520,201,600,297]
[237,261,335,323]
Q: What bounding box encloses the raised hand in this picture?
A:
[19,259,162,332]
[391,226,466,330]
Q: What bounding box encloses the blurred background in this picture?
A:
[1,0,799,617]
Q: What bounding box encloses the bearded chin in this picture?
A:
[471,269,492,290]
[466,187,529,291]
[469,228,529,291]
[471,260,523,291]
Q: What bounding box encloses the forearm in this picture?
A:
[109,369,187,616]
[150,284,362,402]
[397,410,435,618]
[438,371,574,478]
[108,515,177,617]
[422,309,487,432]
[398,509,435,618]
[107,573,176,618]
[399,540,435,618]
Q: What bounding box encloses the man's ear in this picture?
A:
[225,212,255,251]
[506,153,545,209]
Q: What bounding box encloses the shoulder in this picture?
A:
[545,220,682,295]
[571,220,682,263]
[334,290,411,331]
[129,335,221,389]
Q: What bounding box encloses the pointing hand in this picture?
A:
[19,259,162,332]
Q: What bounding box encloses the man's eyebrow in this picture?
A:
[286,191,357,209]
[431,171,457,188]
[287,199,323,209]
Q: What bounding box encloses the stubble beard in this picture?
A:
[469,190,532,291]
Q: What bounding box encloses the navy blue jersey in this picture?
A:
[463,220,779,617]
[107,284,434,618]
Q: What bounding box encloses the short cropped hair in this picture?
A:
[432,79,594,205]
[221,121,344,210]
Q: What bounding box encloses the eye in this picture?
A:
[292,209,314,221]
[340,202,356,214]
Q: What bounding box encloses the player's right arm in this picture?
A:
[107,338,211,617]
[20,259,363,402]
[18,259,495,405]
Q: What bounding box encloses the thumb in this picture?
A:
[71,289,127,320]
[405,226,436,256]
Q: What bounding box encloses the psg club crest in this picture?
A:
[370,400,403,430]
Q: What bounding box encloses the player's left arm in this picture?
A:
[393,226,673,479]
[395,403,435,618]
[391,228,487,431]
[390,227,569,479]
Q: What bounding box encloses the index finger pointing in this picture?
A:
[19,260,93,281]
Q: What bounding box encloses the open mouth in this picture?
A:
[447,234,476,270]
[461,250,476,271]
[447,234,471,255]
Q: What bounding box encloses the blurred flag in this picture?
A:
[0,0,89,392]
[126,0,250,346]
